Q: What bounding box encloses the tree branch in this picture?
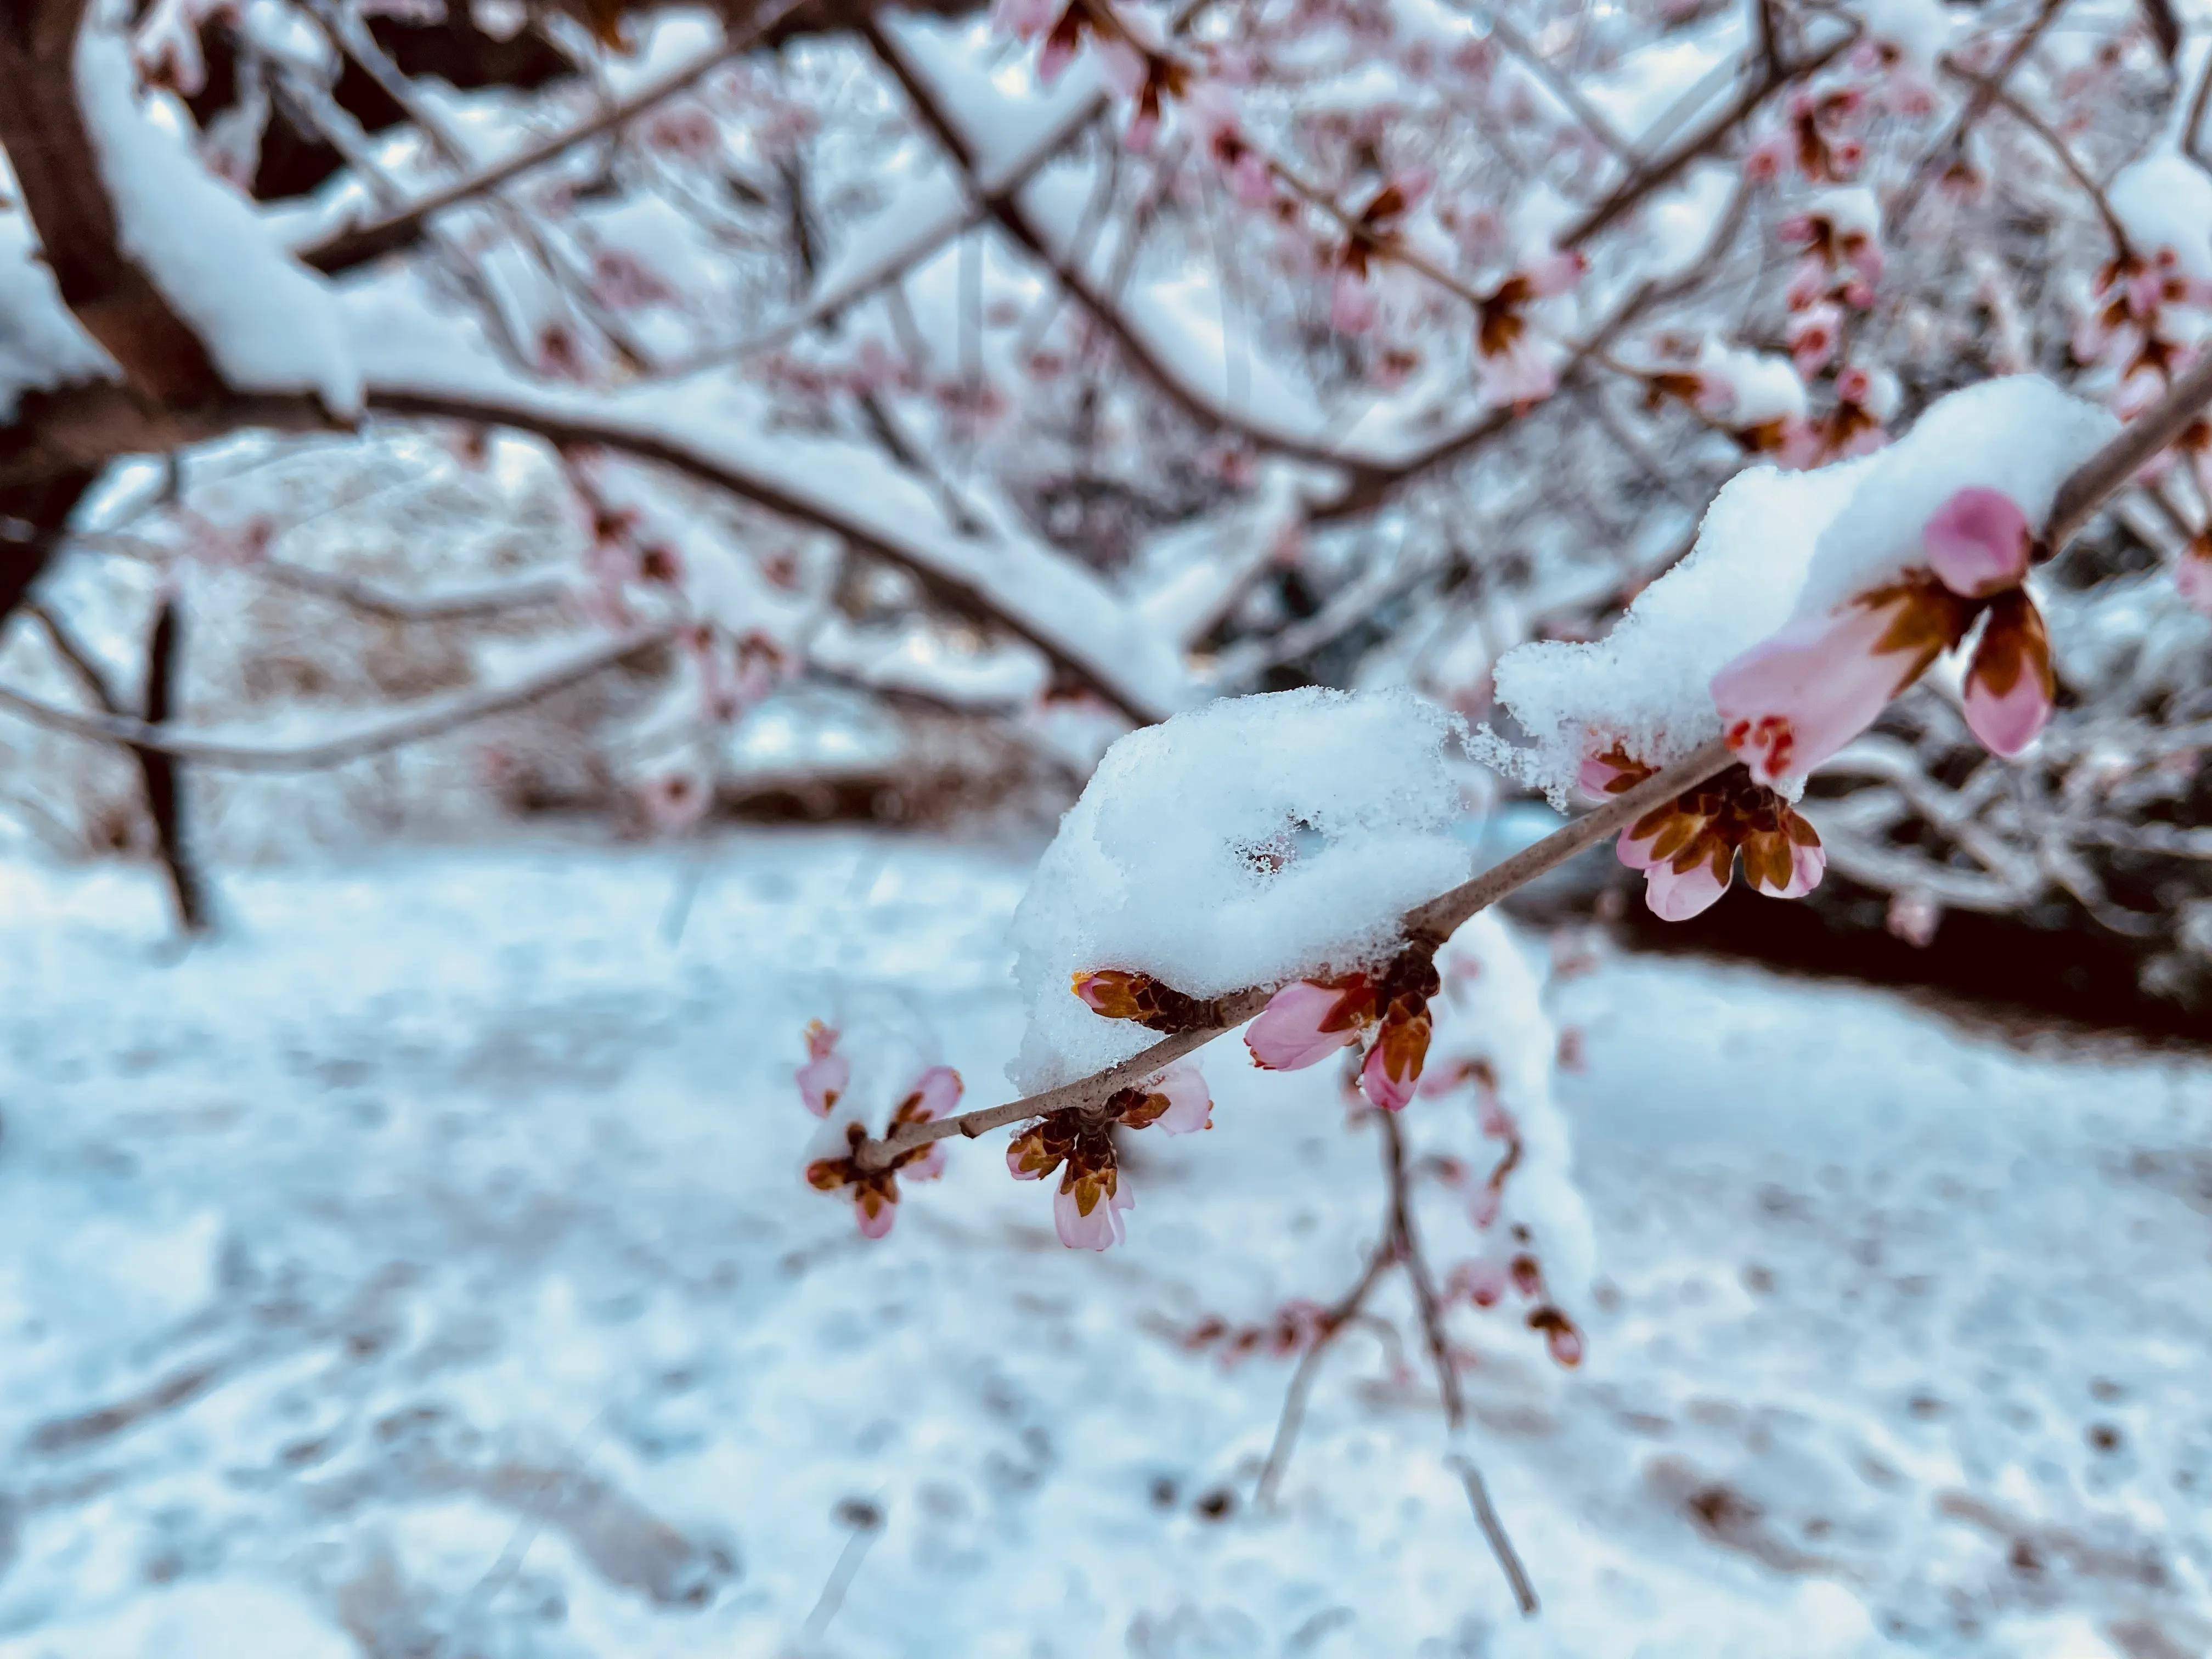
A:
[856,311,2212,1170]
[298,0,812,276]
[858,734,1737,1168]
[0,624,673,770]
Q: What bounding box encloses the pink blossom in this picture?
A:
[854,1189,898,1239]
[1147,1063,1215,1135]
[1331,267,1379,335]
[1577,748,1637,800]
[1245,979,1364,1070]
[1922,487,2031,598]
[2178,543,2212,614]
[993,0,1056,37]
[1095,36,1148,95]
[1961,591,2055,756]
[1479,337,1559,407]
[1712,596,1947,786]
[1037,25,1079,82]
[1524,252,1585,301]
[797,1021,849,1116]
[1360,1031,1422,1110]
[1055,1174,1132,1250]
[1643,848,1732,920]
[903,1064,962,1120]
[1788,303,1841,374]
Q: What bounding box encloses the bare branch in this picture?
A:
[299,0,811,276]
[0,625,673,770]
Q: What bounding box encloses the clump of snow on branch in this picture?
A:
[2107,151,2212,284]
[1789,376,2116,619]
[1008,687,1470,1093]
[75,13,361,414]
[1488,376,2115,806]
[0,213,116,416]
[1486,459,1868,805]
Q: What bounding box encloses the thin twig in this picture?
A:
[0,625,673,770]
[1382,1114,1541,1617]
[300,0,814,275]
[1255,1239,1396,1508]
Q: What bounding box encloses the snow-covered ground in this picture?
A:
[0,837,2205,1658]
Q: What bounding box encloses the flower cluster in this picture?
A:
[1244,948,1441,1110]
[1448,1249,1585,1368]
[1579,746,1825,921]
[1712,484,2056,785]
[1006,1064,1212,1249]
[798,1023,961,1239]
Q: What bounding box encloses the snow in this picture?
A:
[2107,151,2212,283]
[1857,0,1957,70]
[1489,459,1870,800]
[74,14,362,415]
[1808,184,1882,242]
[0,208,117,417]
[1007,688,1472,1093]
[0,839,2204,1656]
[345,298,1198,724]
[1792,376,2117,618]
[1429,912,1596,1321]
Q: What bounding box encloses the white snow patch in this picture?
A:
[75,15,361,414]
[1792,375,2117,618]
[2109,150,2212,283]
[1489,459,1869,800]
[1008,687,1471,1092]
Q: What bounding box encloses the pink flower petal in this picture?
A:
[1360,1036,1418,1111]
[1643,848,1732,921]
[1148,1063,1214,1135]
[904,1064,963,1121]
[2180,546,2212,616]
[1577,748,1635,800]
[1962,670,2051,756]
[1357,1007,1430,1113]
[1923,486,2031,598]
[1711,599,1936,786]
[854,1190,896,1239]
[797,1052,850,1117]
[1962,591,2055,757]
[1780,834,1826,899]
[1331,268,1378,335]
[1615,822,1666,872]
[905,1144,948,1183]
[1245,980,1361,1070]
[1054,1175,1132,1250]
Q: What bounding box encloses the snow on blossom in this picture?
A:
[1712,378,2113,783]
[1856,0,1955,69]
[1008,689,1471,1093]
[2107,151,2212,285]
[1486,458,1870,805]
[1787,377,2117,620]
[75,15,360,414]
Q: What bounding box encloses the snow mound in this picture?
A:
[1792,375,2116,618]
[1489,459,1869,802]
[1008,689,1471,1094]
